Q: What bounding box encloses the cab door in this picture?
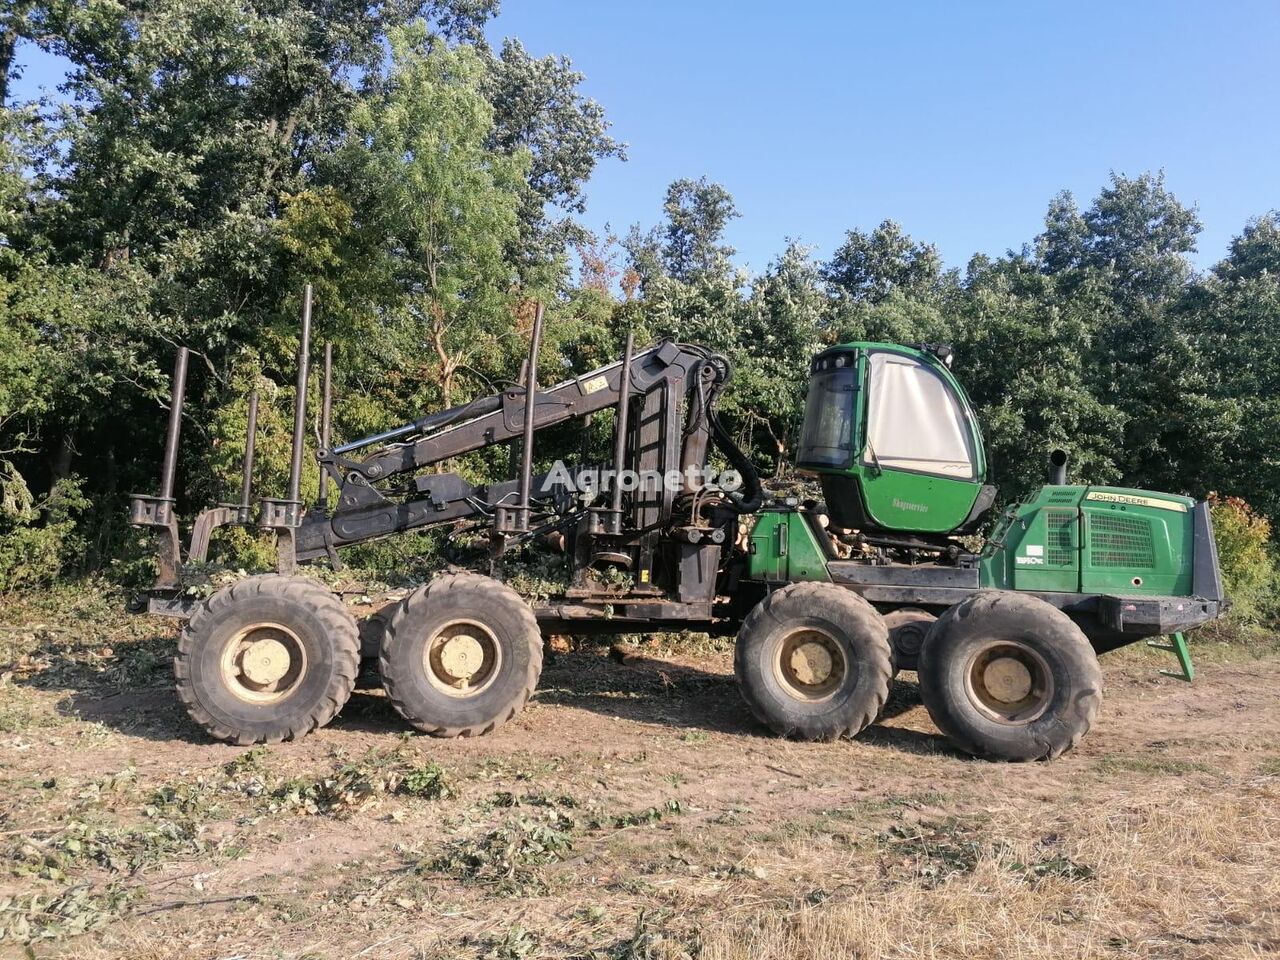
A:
[858,350,984,534]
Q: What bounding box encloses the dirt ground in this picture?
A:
[1,585,1279,959]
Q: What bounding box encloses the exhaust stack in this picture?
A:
[1048,449,1068,486]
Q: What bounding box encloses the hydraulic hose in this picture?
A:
[697,356,763,515]
[709,408,763,514]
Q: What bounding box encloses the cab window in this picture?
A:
[864,352,975,480]
[797,362,858,468]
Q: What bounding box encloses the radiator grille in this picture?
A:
[1045,509,1077,566]
[1088,513,1155,568]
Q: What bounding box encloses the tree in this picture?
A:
[1037,172,1201,306]
[1178,213,1280,516]
[335,27,531,410]
[657,177,739,284]
[956,256,1126,495]
[730,243,826,470]
[486,39,624,279]
[821,220,948,304]
[1031,175,1210,496]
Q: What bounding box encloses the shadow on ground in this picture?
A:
[22,634,952,755]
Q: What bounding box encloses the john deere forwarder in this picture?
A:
[130,288,1224,761]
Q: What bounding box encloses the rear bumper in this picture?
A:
[1098,595,1221,635]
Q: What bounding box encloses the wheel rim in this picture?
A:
[774,627,847,701]
[964,640,1054,724]
[424,619,501,698]
[220,623,307,705]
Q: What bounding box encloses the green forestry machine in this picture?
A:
[130,287,1224,760]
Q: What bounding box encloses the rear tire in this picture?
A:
[734,582,892,741]
[175,575,360,745]
[380,573,542,737]
[918,591,1102,761]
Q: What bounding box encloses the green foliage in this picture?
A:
[4,5,1280,638]
[435,812,575,890]
[270,743,454,817]
[0,477,89,592]
[822,219,951,305]
[1208,495,1277,623]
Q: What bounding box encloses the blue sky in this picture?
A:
[13,1,1280,274]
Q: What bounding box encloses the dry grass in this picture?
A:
[700,790,1280,960]
[3,584,1280,959]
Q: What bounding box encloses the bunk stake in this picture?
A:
[287,284,313,506]
[258,285,314,575]
[128,346,190,591]
[317,342,333,513]
[239,390,259,524]
[514,303,545,532]
[158,347,189,505]
[607,331,636,535]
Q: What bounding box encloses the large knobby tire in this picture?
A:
[734,582,892,741]
[175,575,360,745]
[918,591,1103,761]
[380,573,542,737]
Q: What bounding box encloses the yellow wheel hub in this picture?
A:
[240,638,292,686]
[220,624,307,705]
[789,641,835,686]
[983,656,1034,704]
[775,628,846,701]
[437,634,485,683]
[965,641,1054,724]
[425,620,501,698]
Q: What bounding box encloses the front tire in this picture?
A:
[734,582,892,741]
[175,575,360,745]
[380,573,543,737]
[918,591,1102,761]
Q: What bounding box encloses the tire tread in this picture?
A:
[380,572,542,738]
[734,581,892,741]
[174,575,360,745]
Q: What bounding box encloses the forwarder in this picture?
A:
[130,288,1224,760]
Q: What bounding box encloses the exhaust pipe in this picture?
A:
[1048,449,1068,486]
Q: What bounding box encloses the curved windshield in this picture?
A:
[865,352,975,479]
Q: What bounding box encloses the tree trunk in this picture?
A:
[1,29,16,107]
[1,1,36,108]
[51,433,74,483]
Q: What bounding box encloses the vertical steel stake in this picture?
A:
[287,284,313,508]
[514,303,544,531]
[158,347,190,505]
[238,390,259,523]
[608,332,636,535]
[317,342,333,513]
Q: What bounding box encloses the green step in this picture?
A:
[1146,631,1194,682]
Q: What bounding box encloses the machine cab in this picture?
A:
[797,343,992,535]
